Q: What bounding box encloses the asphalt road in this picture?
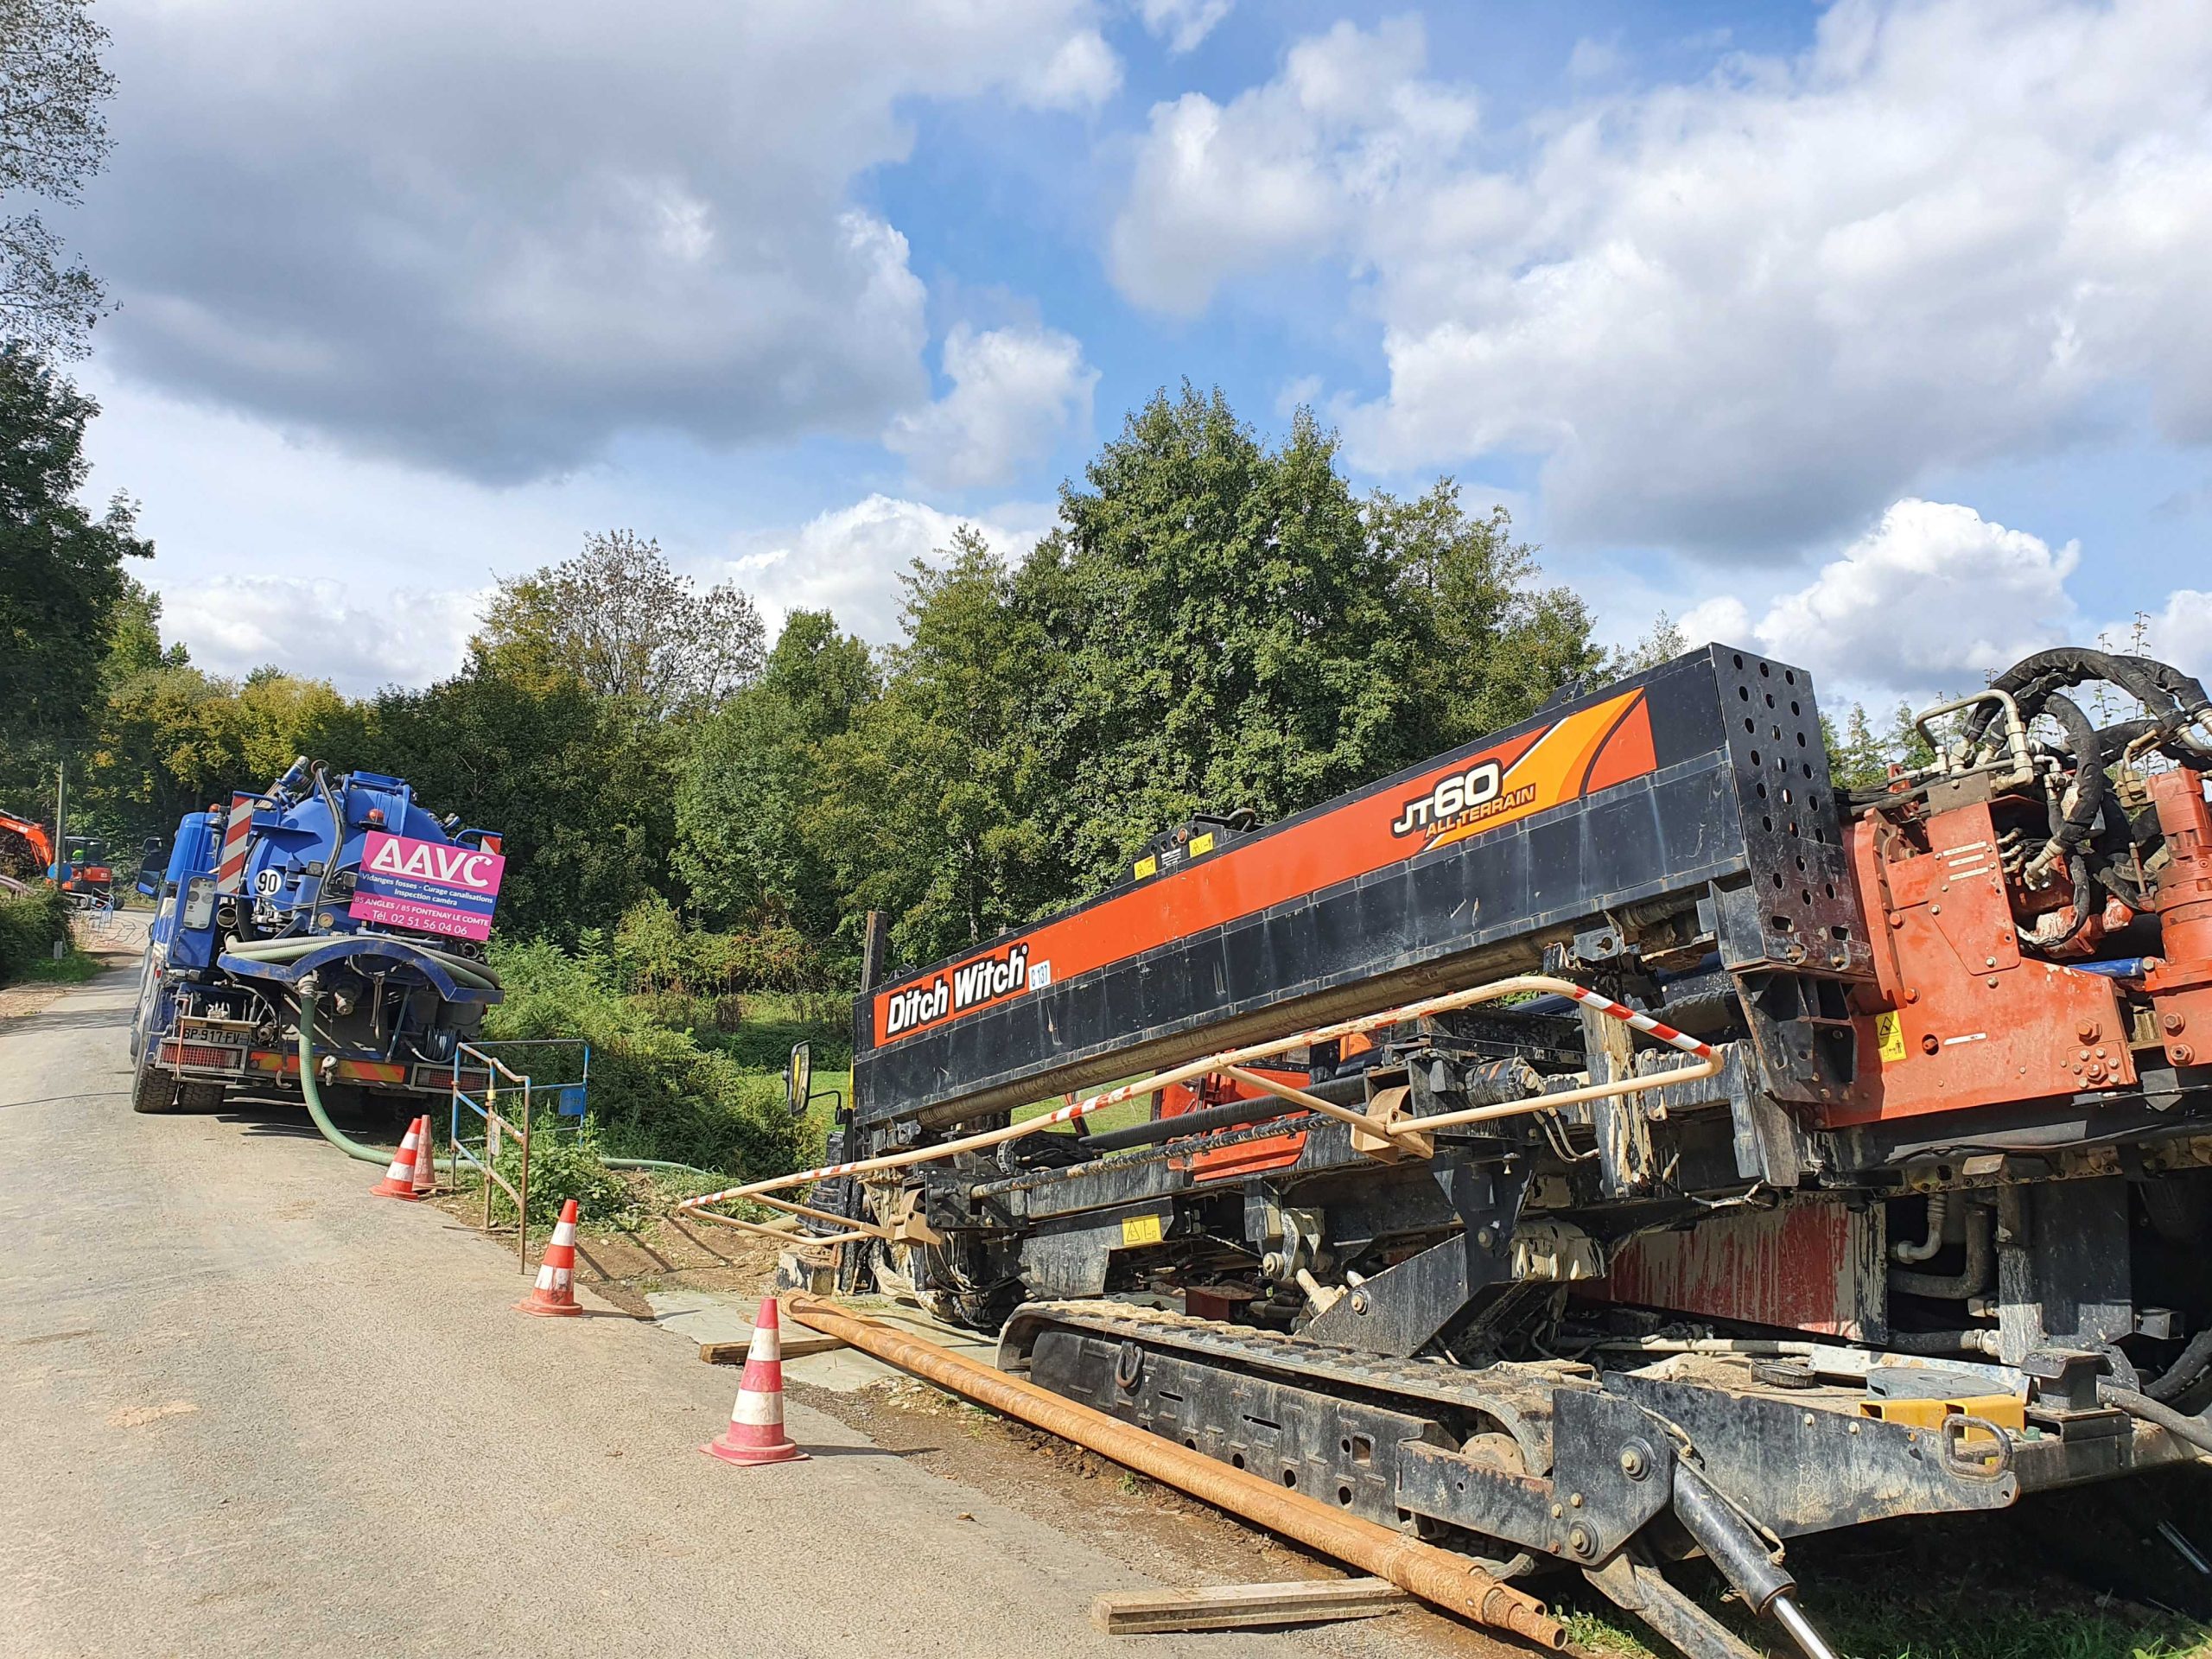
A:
[0,967,1444,1658]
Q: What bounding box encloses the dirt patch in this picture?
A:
[0,982,71,1020]
[429,1175,788,1319]
[792,1374,1522,1658]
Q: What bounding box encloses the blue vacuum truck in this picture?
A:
[130,759,505,1161]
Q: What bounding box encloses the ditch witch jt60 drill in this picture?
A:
[774,643,2212,1658]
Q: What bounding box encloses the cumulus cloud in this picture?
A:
[883,323,1097,491]
[2132,591,2212,684]
[1109,19,1470,316]
[159,576,486,696]
[1137,0,1234,55]
[78,1,1113,483]
[1675,497,2088,709]
[726,493,1052,644]
[1109,1,2212,555]
[1020,29,1123,109]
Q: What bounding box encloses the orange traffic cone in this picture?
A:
[372,1116,427,1199]
[702,1295,809,1466]
[515,1198,582,1317]
[410,1117,439,1197]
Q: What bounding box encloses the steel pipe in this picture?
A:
[682,973,1719,1217]
[785,1295,1567,1650]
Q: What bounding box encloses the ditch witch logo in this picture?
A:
[1389,757,1536,847]
[885,943,1031,1037]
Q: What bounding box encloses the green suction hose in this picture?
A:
[296,977,389,1165]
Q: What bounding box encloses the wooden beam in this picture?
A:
[697,1332,845,1364]
[1088,1577,1412,1635]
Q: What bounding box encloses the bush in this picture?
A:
[481,1115,639,1231]
[482,937,806,1179]
[0,887,73,985]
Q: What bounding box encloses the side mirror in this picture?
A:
[785,1040,813,1119]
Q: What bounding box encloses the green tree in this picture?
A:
[0,0,117,357]
[809,531,1062,963]
[476,529,765,719]
[1376,480,1605,753]
[1013,388,1598,899]
[79,663,367,841]
[365,656,677,943]
[0,351,151,747]
[1823,703,1892,792]
[1607,610,1688,680]
[674,608,875,934]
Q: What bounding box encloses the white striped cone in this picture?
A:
[372,1116,427,1199]
[515,1198,582,1316]
[702,1295,808,1465]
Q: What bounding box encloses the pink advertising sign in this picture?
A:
[347,830,505,942]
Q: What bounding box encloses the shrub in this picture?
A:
[481,1116,639,1231]
[0,887,73,985]
[482,937,805,1179]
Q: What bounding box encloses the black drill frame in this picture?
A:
[855,643,1869,1131]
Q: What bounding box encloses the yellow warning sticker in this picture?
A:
[1133,855,1157,880]
[1121,1213,1165,1247]
[1189,832,1215,857]
[1875,1011,1907,1064]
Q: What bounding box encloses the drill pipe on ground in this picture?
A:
[785,1295,1567,1650]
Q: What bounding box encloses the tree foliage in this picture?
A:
[476,529,766,718]
[1015,388,1602,898]
[365,653,677,944]
[0,350,150,746]
[0,0,116,357]
[674,608,874,936]
[809,530,1061,962]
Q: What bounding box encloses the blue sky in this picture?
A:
[58,0,2212,714]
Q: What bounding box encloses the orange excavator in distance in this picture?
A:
[0,810,113,899]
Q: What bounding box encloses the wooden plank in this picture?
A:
[1088,1577,1412,1635]
[697,1332,845,1364]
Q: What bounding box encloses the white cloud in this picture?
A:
[162,577,486,696]
[79,0,1113,482]
[1137,0,1233,55]
[1751,499,2077,696]
[2131,591,2212,686]
[1566,35,1625,81]
[1109,1,2212,555]
[1019,29,1122,109]
[883,323,1097,491]
[1109,18,1471,315]
[1677,594,1751,647]
[727,494,1052,644]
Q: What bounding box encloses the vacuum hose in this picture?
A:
[296,976,389,1166]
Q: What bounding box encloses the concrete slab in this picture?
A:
[641,1287,1002,1392]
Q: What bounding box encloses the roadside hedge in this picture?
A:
[0,887,72,985]
[480,938,804,1180]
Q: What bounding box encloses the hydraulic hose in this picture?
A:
[296,976,389,1166]
[2098,1380,2212,1460]
[604,1156,727,1179]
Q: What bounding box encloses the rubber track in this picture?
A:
[1001,1299,1596,1467]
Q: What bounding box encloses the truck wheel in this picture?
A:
[130,1048,179,1115]
[176,1081,229,1113]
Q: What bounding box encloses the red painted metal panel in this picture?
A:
[1601,1201,1884,1340]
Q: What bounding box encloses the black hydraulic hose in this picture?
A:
[1966,648,2212,760]
[2037,691,2107,865]
[1080,1096,1313,1153]
[2098,1380,2212,1459]
[2149,1327,2212,1404]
